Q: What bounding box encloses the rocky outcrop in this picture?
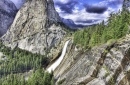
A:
[54,34,130,85]
[1,0,66,55]
[0,0,17,37]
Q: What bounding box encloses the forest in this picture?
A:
[0,42,54,85]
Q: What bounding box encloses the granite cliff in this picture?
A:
[1,0,66,55]
[54,34,130,85]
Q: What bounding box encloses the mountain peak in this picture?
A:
[46,0,62,28]
[1,0,66,55]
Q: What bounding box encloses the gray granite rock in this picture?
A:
[54,34,130,85]
[1,0,66,55]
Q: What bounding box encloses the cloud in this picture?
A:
[54,0,123,26]
[84,4,108,14]
[99,0,123,8]
[55,0,78,14]
[54,0,70,4]
[108,0,123,5]
[59,8,109,25]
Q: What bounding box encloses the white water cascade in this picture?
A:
[47,40,70,73]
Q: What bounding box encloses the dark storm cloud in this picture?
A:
[55,1,78,14]
[84,4,108,14]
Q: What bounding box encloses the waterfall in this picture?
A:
[47,40,70,73]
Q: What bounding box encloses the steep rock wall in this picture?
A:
[1,0,66,55]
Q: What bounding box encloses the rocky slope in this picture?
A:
[0,0,17,37]
[1,0,66,55]
[54,34,130,85]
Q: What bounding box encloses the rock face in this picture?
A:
[1,0,66,55]
[0,0,17,37]
[54,34,130,85]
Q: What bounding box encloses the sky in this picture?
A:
[10,0,25,9]
[53,0,123,25]
[10,0,124,26]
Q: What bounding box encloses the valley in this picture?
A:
[0,0,130,85]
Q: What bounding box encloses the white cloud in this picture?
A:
[58,7,110,25]
[54,0,70,4]
[55,6,63,13]
[55,0,123,26]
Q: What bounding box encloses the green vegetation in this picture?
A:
[0,68,54,85]
[74,10,130,49]
[0,42,53,84]
[107,77,115,85]
[57,78,66,85]
[103,66,110,78]
[0,42,49,77]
